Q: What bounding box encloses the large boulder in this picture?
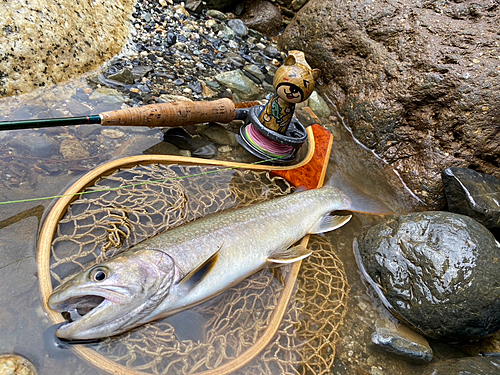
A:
[0,0,134,97]
[358,211,500,341]
[279,0,500,208]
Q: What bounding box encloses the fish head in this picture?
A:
[48,249,176,341]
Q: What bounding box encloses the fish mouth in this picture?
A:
[48,288,130,341]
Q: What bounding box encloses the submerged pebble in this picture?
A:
[0,354,37,375]
[358,211,500,341]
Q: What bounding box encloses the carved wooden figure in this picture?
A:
[258,51,321,134]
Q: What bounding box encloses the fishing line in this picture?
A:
[0,156,284,206]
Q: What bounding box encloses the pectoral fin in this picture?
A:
[179,246,220,290]
[310,214,352,234]
[267,244,312,264]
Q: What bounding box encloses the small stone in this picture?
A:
[65,98,91,116]
[291,0,308,10]
[227,19,248,37]
[218,145,232,153]
[60,139,90,159]
[0,354,37,375]
[101,129,125,139]
[308,91,331,119]
[205,19,218,29]
[206,9,228,21]
[197,123,238,146]
[372,326,433,362]
[243,64,266,82]
[108,69,135,85]
[8,135,60,158]
[88,87,127,104]
[263,45,281,59]
[214,69,262,100]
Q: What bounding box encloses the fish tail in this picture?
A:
[324,170,393,215]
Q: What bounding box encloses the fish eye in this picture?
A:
[89,267,108,282]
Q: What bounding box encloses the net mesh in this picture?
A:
[47,163,349,375]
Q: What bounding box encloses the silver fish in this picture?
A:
[48,175,389,340]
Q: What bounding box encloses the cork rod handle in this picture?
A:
[99,98,236,127]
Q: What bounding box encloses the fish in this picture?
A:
[48,172,391,340]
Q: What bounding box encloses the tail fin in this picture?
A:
[324,170,393,215]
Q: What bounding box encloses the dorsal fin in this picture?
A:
[179,246,221,291]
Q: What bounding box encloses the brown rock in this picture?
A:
[240,0,283,37]
[280,0,500,208]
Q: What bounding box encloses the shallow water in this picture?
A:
[1,80,499,375]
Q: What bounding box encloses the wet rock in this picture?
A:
[307,91,330,119]
[243,64,266,83]
[240,0,283,37]
[88,87,128,104]
[60,139,90,160]
[101,129,125,139]
[214,69,262,101]
[442,167,500,232]
[372,325,433,362]
[143,142,181,156]
[0,354,37,375]
[280,0,500,208]
[8,135,60,158]
[131,65,153,81]
[423,356,500,375]
[163,127,217,158]
[107,69,135,85]
[65,98,91,116]
[205,9,228,21]
[196,123,238,146]
[0,0,133,97]
[227,19,248,38]
[358,211,500,341]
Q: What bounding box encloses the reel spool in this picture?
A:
[237,105,308,165]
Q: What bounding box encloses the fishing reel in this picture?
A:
[237,105,307,165]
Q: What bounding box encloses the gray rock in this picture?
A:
[423,356,500,375]
[143,141,182,156]
[280,0,500,208]
[240,0,283,37]
[243,64,266,82]
[358,211,500,341]
[196,123,238,146]
[8,135,60,158]
[214,69,262,100]
[205,9,228,21]
[308,91,331,119]
[107,69,135,85]
[60,139,90,159]
[372,326,433,362]
[227,19,248,37]
[65,98,91,116]
[442,167,500,232]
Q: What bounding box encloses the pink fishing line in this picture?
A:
[246,123,294,156]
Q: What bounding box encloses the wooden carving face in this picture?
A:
[273,56,320,104]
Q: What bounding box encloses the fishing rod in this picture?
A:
[0,98,256,131]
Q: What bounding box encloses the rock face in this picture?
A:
[240,0,283,37]
[358,211,500,341]
[0,0,134,97]
[280,0,500,208]
[442,167,500,232]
